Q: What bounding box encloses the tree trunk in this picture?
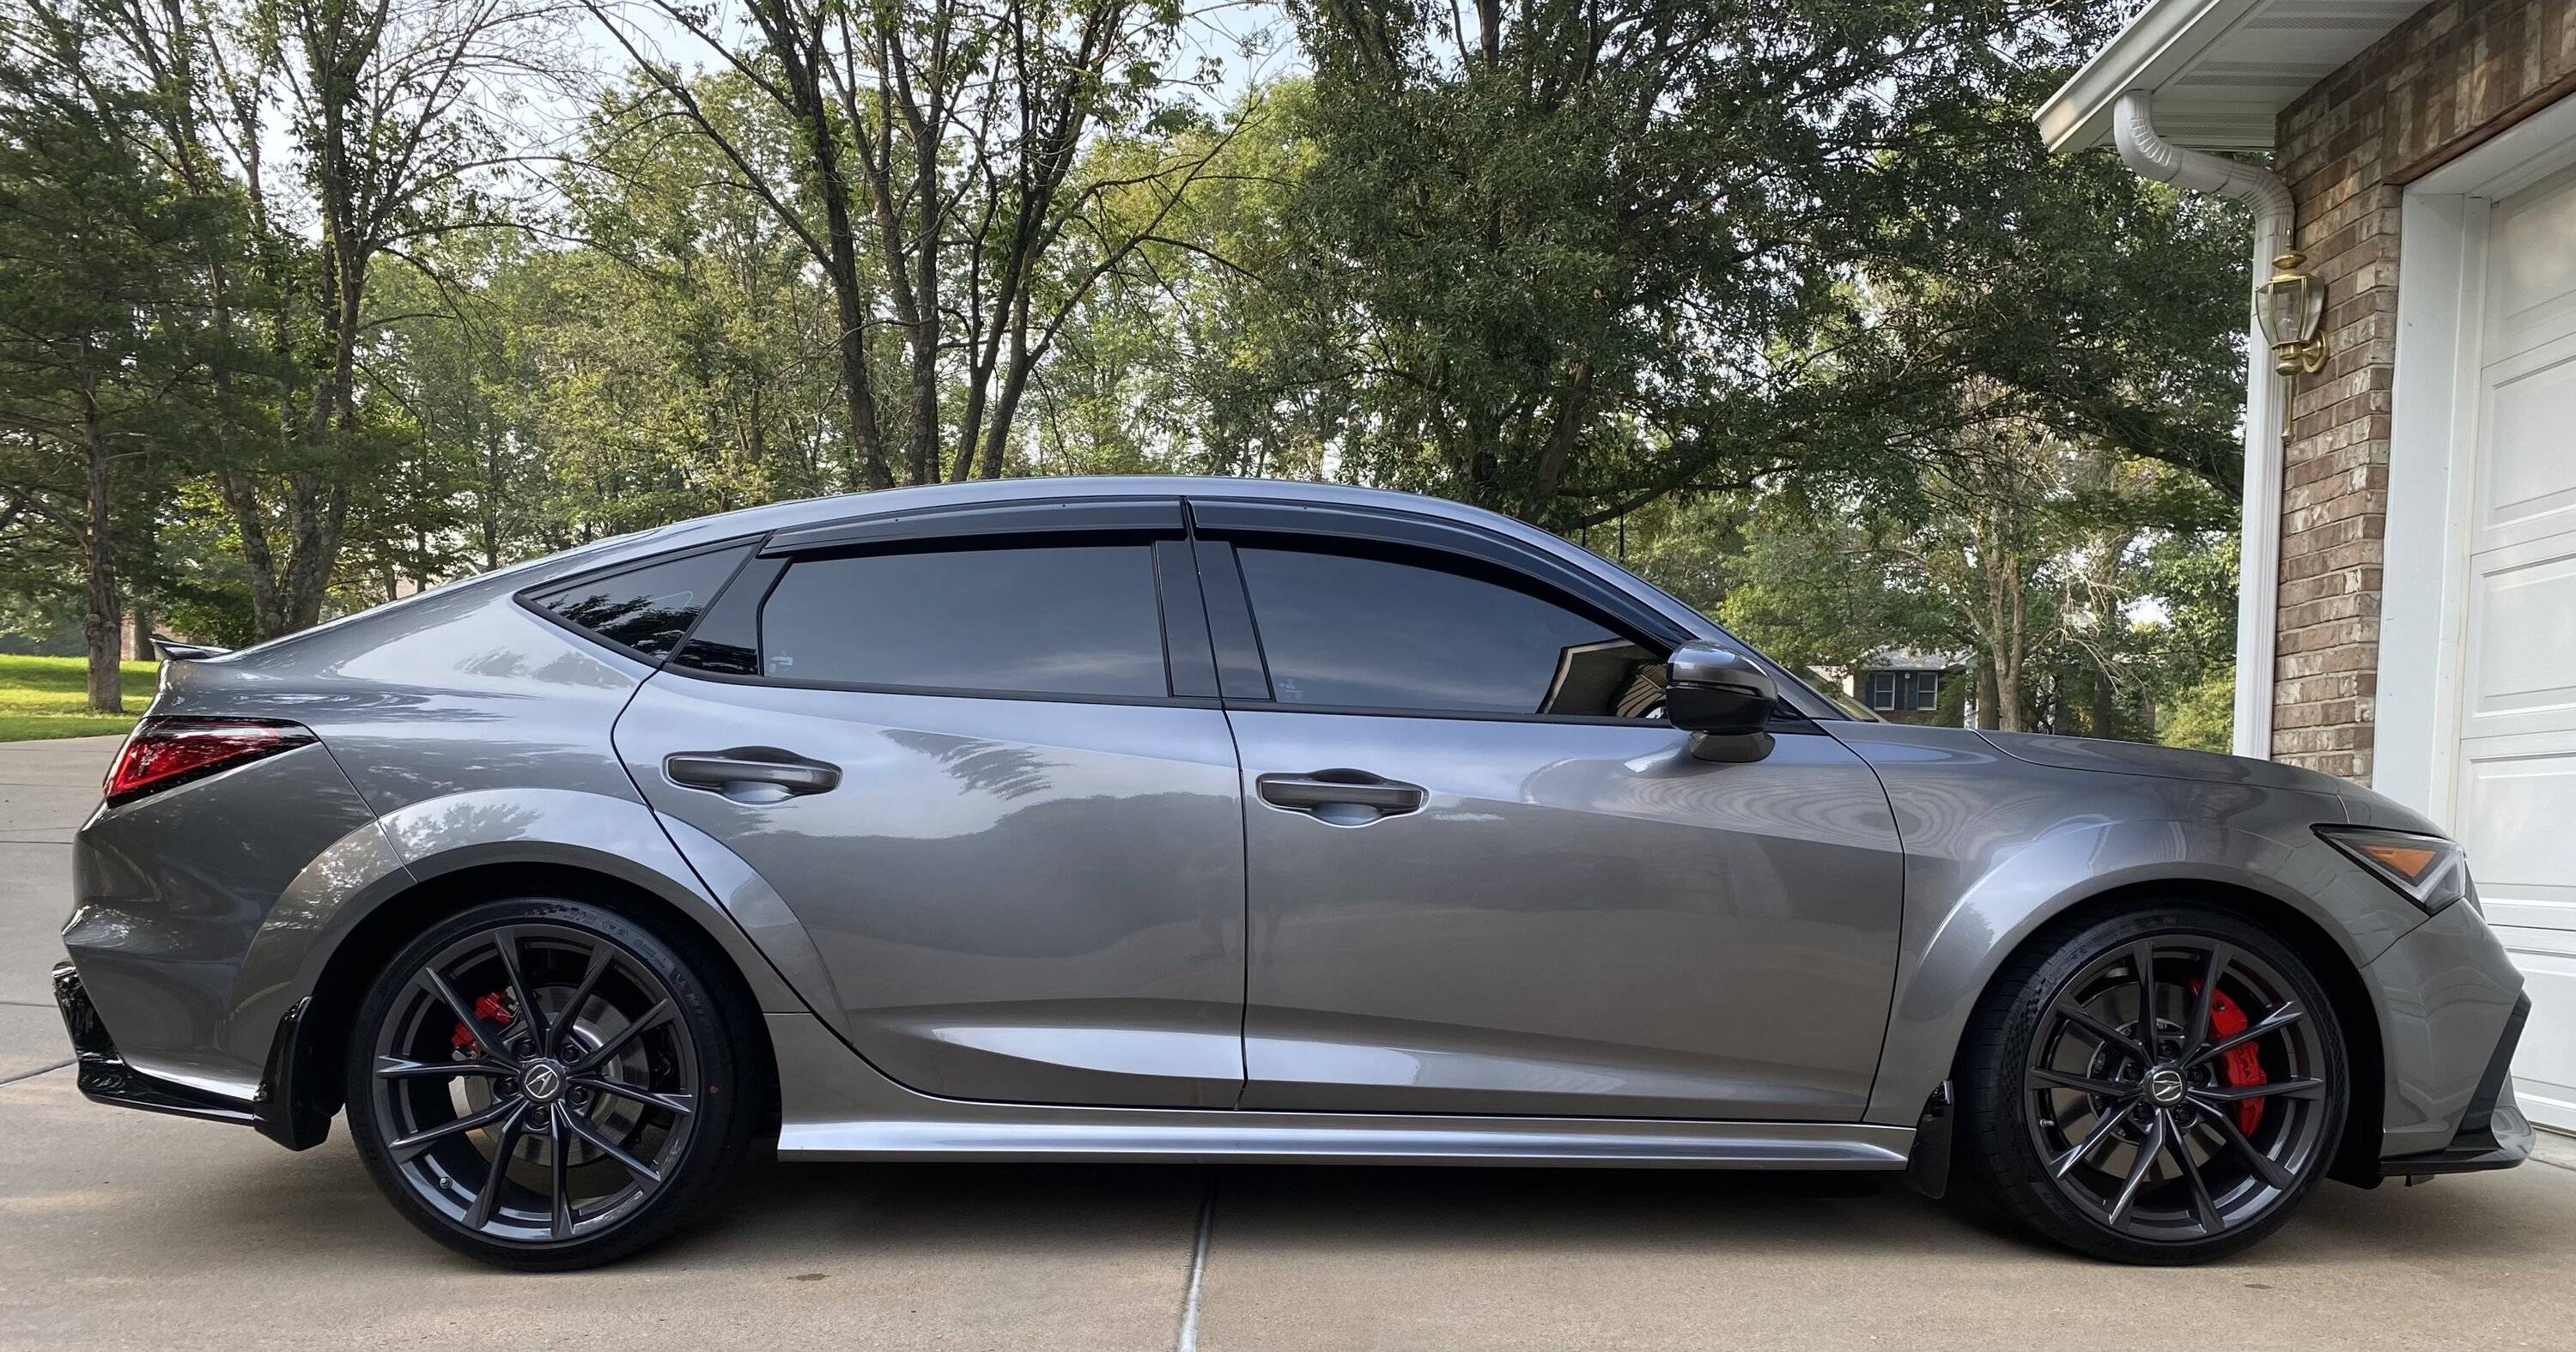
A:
[1982,545,2027,733]
[814,169,891,490]
[974,297,1033,479]
[904,70,944,486]
[1974,654,2000,731]
[80,388,124,715]
[2088,662,2117,737]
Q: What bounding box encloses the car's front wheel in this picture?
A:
[344,896,759,1269]
[1956,905,2349,1264]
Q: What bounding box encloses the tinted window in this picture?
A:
[1236,547,1660,716]
[532,546,750,658]
[761,545,1168,698]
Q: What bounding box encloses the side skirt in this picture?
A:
[766,1013,1913,1171]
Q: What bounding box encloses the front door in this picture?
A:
[617,506,1246,1108]
[1199,522,1907,1120]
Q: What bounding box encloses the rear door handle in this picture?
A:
[1257,771,1425,822]
[665,748,841,803]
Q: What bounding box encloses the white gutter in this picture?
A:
[2111,90,2292,762]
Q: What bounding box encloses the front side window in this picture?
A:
[760,544,1169,699]
[1234,546,1659,717]
[530,546,750,658]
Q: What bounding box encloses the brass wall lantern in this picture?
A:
[2257,251,2329,376]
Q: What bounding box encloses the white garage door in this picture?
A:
[2450,158,2576,1131]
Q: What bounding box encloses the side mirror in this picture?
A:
[1665,641,1777,760]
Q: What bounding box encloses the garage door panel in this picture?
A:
[2484,161,2576,363]
[2454,737,2576,920]
[2456,539,2576,737]
[2473,340,2576,546]
[2492,931,2576,1132]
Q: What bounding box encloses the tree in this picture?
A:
[146,0,572,636]
[1716,499,1947,686]
[0,7,232,707]
[1844,66,2251,500]
[593,0,1242,487]
[1266,0,2125,529]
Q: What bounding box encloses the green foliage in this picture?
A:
[2159,670,2235,754]
[1715,500,1948,678]
[0,0,2253,754]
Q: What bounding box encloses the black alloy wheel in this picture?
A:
[347,898,757,1269]
[1959,906,2348,1264]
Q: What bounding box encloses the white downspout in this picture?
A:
[2112,90,2294,762]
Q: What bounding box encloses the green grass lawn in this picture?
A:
[0,654,160,742]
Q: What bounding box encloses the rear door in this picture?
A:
[1195,501,1905,1120]
[611,500,1248,1108]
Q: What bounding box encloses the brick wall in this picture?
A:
[2269,0,2576,784]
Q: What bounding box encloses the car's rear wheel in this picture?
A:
[1956,905,2348,1264]
[345,897,758,1270]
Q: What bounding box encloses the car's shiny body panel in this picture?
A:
[55,476,2530,1183]
[1836,722,2520,1150]
[1230,712,1903,1119]
[615,676,1250,1108]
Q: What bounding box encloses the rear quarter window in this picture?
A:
[527,545,752,658]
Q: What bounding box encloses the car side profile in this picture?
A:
[52,477,2531,1269]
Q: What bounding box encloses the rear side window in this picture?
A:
[530,546,750,658]
[1234,546,1660,716]
[760,545,1169,698]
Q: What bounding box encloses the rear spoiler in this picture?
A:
[149,637,230,661]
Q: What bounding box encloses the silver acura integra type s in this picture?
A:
[52,478,2532,1269]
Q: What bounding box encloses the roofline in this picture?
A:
[507,476,1728,644]
[2034,0,2270,154]
[629,476,1571,561]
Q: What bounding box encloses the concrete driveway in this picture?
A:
[5,735,2573,1350]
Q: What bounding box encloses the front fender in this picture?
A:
[1832,723,2436,1129]
[1863,817,2419,1122]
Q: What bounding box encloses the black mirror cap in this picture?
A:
[1665,641,1777,739]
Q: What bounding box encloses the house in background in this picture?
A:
[2042,0,2574,1133]
[1847,650,1969,725]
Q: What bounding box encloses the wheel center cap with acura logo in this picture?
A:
[2147,1065,2189,1106]
[520,1059,568,1105]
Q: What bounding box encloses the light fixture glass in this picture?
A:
[2257,252,2329,376]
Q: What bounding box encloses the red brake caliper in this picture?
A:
[451,991,514,1055]
[2188,978,2267,1134]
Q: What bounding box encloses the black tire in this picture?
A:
[344,896,761,1270]
[1955,904,2348,1264]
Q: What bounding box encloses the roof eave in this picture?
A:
[2035,0,2273,154]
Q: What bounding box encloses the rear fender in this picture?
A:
[291,787,821,1017]
[230,788,831,1148]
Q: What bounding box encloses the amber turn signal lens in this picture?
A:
[2353,842,2439,882]
[2314,825,2466,915]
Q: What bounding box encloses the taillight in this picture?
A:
[104,717,316,806]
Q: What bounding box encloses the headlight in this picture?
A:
[2314,826,2468,915]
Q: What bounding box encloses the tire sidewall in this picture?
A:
[343,896,756,1270]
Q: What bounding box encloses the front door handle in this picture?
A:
[1257,770,1425,823]
[665,747,841,803]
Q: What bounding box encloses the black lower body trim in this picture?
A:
[2379,993,2534,1178]
[51,961,330,1149]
